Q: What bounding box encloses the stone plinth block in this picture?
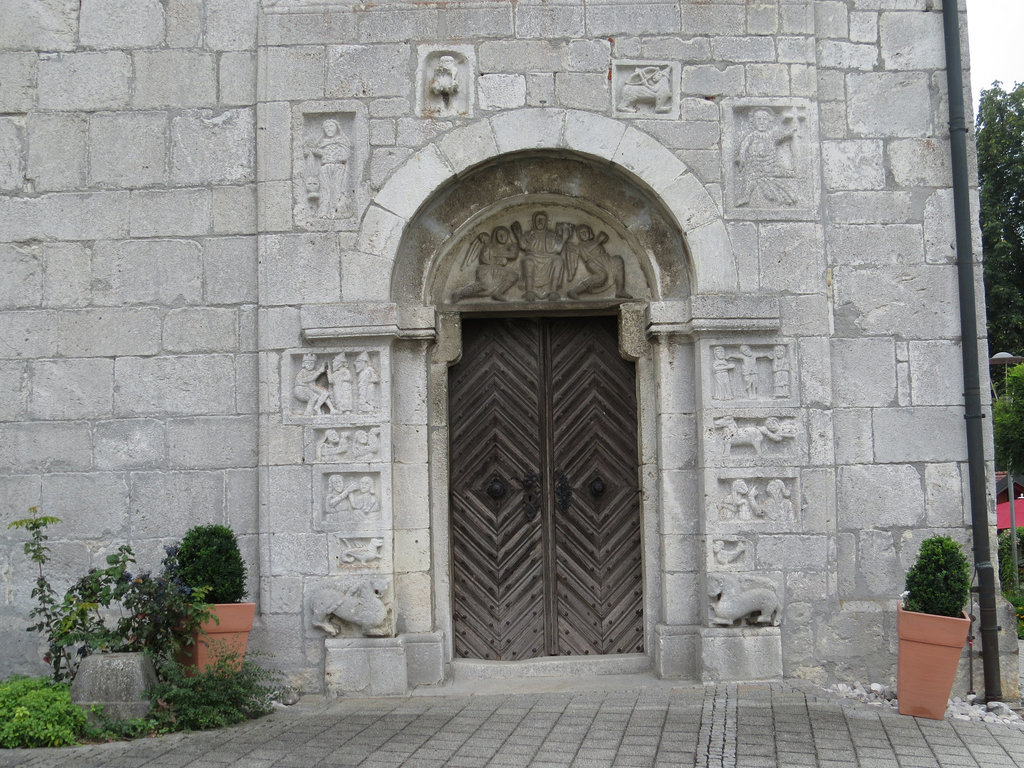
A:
[653,624,698,679]
[70,652,156,724]
[699,626,782,682]
[403,632,444,688]
[325,636,408,697]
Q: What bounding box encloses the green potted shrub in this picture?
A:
[897,535,971,719]
[175,525,255,671]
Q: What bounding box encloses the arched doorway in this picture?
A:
[390,151,691,670]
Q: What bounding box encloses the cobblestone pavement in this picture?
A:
[3,682,1024,768]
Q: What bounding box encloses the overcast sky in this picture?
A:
[966,0,1024,111]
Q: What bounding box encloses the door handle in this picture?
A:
[486,476,506,500]
[555,472,572,514]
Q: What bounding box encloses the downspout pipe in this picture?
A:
[941,0,1002,702]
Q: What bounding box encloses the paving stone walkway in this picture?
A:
[2,681,1024,768]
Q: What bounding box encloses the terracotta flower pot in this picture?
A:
[896,603,970,719]
[179,602,256,672]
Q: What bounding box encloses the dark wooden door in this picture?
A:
[449,316,643,660]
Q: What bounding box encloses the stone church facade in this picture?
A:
[1,0,1017,695]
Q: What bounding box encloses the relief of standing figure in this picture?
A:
[329,352,354,413]
[711,346,736,401]
[772,345,791,398]
[305,118,351,219]
[354,352,380,412]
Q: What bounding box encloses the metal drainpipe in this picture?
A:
[941,0,1001,701]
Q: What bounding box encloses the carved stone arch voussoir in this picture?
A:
[362,109,737,304]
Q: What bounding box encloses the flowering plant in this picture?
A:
[8,510,211,682]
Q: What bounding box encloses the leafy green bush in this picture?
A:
[177,525,248,604]
[903,535,971,617]
[148,655,276,731]
[0,677,86,748]
[997,527,1024,590]
[8,510,211,682]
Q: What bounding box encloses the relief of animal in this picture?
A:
[707,573,780,627]
[311,577,391,637]
[338,537,383,565]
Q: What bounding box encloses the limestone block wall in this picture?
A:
[0,0,260,677]
[0,0,1008,693]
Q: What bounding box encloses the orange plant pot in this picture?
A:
[896,603,970,719]
[179,602,256,672]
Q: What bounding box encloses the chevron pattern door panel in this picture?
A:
[548,318,644,656]
[450,318,546,660]
[449,316,643,660]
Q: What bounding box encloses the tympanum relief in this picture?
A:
[723,99,819,219]
[612,61,680,119]
[443,206,648,307]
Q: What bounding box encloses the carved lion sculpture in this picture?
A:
[707,573,780,627]
[311,577,391,637]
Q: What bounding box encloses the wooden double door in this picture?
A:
[449,316,643,660]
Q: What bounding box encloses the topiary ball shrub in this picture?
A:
[903,535,971,618]
[177,525,247,604]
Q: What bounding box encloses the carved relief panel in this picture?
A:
[705,470,801,532]
[308,575,393,638]
[722,98,819,219]
[292,101,368,230]
[704,409,804,465]
[612,61,680,119]
[703,340,796,407]
[283,346,388,425]
[707,572,782,628]
[710,536,753,569]
[329,534,386,570]
[307,426,384,464]
[435,199,653,308]
[417,45,475,118]
[314,467,391,533]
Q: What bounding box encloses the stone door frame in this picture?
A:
[310,109,784,687]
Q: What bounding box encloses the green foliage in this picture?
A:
[0,677,86,748]
[177,525,247,604]
[147,655,276,732]
[997,526,1024,590]
[1002,591,1024,640]
[903,535,971,617]
[978,81,1024,355]
[994,363,1024,474]
[7,510,212,682]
